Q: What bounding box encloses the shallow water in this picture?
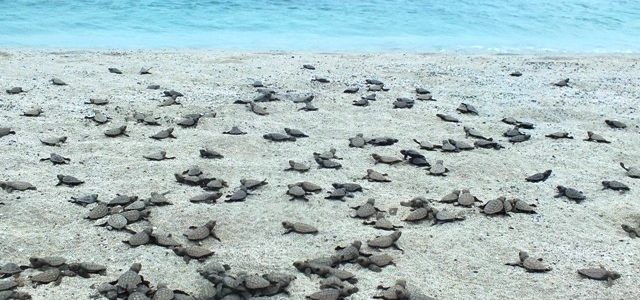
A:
[1,0,639,52]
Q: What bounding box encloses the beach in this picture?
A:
[1,50,639,299]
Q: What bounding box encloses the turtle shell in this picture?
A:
[152,285,174,300]
[243,274,271,290]
[116,265,142,291]
[31,268,60,284]
[87,204,109,219]
[185,226,211,241]
[482,199,504,215]
[292,223,318,234]
[107,214,128,230]
[307,288,340,300]
[184,246,214,258]
[403,207,431,222]
[126,230,151,247]
[30,256,66,268]
[0,263,23,276]
[151,233,181,247]
[0,279,18,291]
[457,191,475,206]
[522,257,551,272]
[577,268,615,280]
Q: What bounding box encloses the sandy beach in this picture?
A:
[1,50,639,299]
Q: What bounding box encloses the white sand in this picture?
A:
[0,50,639,299]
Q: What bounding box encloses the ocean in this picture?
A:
[1,0,639,52]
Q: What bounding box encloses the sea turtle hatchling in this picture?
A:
[349,134,367,148]
[6,87,25,94]
[68,194,98,206]
[464,127,492,140]
[173,246,214,263]
[123,228,153,247]
[371,154,402,165]
[249,102,269,115]
[225,187,250,202]
[324,188,351,201]
[199,148,223,159]
[363,213,403,231]
[428,160,448,176]
[525,170,552,182]
[357,254,395,272]
[351,199,384,219]
[577,267,621,285]
[143,150,175,161]
[509,134,531,143]
[353,98,369,106]
[29,256,67,269]
[284,128,308,138]
[315,157,342,169]
[264,133,296,142]
[40,136,67,146]
[104,126,128,137]
[604,119,626,129]
[455,189,481,207]
[506,251,552,272]
[240,178,268,190]
[150,128,176,140]
[545,132,573,139]
[284,160,310,172]
[393,98,414,109]
[50,78,66,86]
[553,78,569,87]
[38,153,70,165]
[0,181,36,193]
[67,262,106,278]
[299,101,319,111]
[0,127,16,138]
[108,67,122,74]
[433,209,465,225]
[139,67,152,74]
[367,137,398,146]
[282,222,318,234]
[287,185,310,201]
[85,110,110,124]
[184,220,220,242]
[619,162,640,178]
[189,192,222,204]
[56,175,84,186]
[457,103,478,115]
[22,107,43,117]
[363,169,391,182]
[293,181,322,193]
[584,131,610,143]
[176,114,203,128]
[436,113,459,123]
[480,196,510,215]
[158,96,181,107]
[412,139,437,151]
[0,263,25,278]
[104,213,129,230]
[223,126,247,135]
[474,140,504,150]
[374,280,410,300]
[86,203,109,220]
[0,278,18,291]
[30,268,61,286]
[344,86,359,93]
[115,263,143,293]
[555,185,586,202]
[85,98,109,105]
[602,180,630,192]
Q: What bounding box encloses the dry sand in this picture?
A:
[0,50,639,299]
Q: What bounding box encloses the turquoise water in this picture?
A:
[1,0,639,52]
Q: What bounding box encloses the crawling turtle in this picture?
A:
[311,76,330,83]
[150,128,176,140]
[585,131,610,143]
[506,251,552,272]
[85,110,110,124]
[367,231,403,252]
[357,254,395,272]
[439,190,460,203]
[50,78,66,86]
[604,119,626,129]
[151,232,181,248]
[104,125,128,137]
[284,160,310,172]
[0,263,25,278]
[332,241,364,264]
[104,213,129,230]
[114,263,143,293]
[525,170,552,182]
[403,205,435,223]
[428,160,448,176]
[123,228,153,247]
[315,157,342,169]
[553,78,569,87]
[314,148,342,160]
[176,114,203,127]
[545,132,573,139]
[0,181,36,192]
[474,140,504,150]
[602,180,630,192]
[464,127,492,140]
[332,183,363,193]
[249,102,269,115]
[440,140,457,152]
[456,189,481,207]
[67,262,106,278]
[621,224,639,238]
[619,162,640,178]
[143,150,175,161]
[400,149,429,166]
[22,107,43,117]
[223,126,247,135]
[29,256,66,269]
[284,128,308,138]
[364,169,391,182]
[108,67,122,74]
[367,137,398,146]
[555,185,586,202]
[578,267,621,285]
[158,96,181,107]
[353,98,369,106]
[363,213,403,231]
[240,178,267,190]
[457,103,478,115]
[0,127,16,138]
[509,134,531,143]
[349,134,367,148]
[351,199,384,219]
[374,279,411,300]
[184,220,220,241]
[0,278,18,291]
[504,127,524,137]
[436,113,459,123]
[393,98,414,109]
[30,268,62,286]
[413,139,437,151]
[282,222,318,234]
[189,192,222,204]
[147,84,160,89]
[86,203,109,220]
[146,191,172,206]
[163,90,184,97]
[199,148,223,159]
[510,71,522,77]
[85,98,109,105]
[173,246,214,263]
[344,86,359,93]
[287,185,310,201]
[293,181,322,193]
[225,187,250,202]
[306,288,341,300]
[40,153,70,165]
[325,188,351,201]
[6,87,25,94]
[433,209,465,225]
[303,64,316,70]
[139,67,152,74]
[264,133,296,142]
[371,154,402,165]
[56,174,84,186]
[480,196,511,215]
[449,139,474,151]
[509,198,537,214]
[298,101,318,111]
[68,194,98,206]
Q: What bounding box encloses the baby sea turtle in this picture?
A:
[176,114,203,127]
[332,183,362,193]
[6,87,25,94]
[436,113,459,123]
[602,180,630,192]
[502,117,535,129]
[457,103,478,115]
[344,86,359,93]
[454,189,481,207]
[85,110,110,124]
[621,224,639,238]
[400,149,429,166]
[449,139,474,151]
[311,76,330,83]
[374,279,411,300]
[474,140,504,150]
[480,196,510,215]
[287,185,310,201]
[284,128,308,138]
[298,101,318,111]
[314,148,342,160]
[184,220,220,241]
[163,90,184,97]
[363,213,403,231]
[199,148,223,159]
[69,194,98,206]
[464,127,492,140]
[123,228,153,247]
[555,185,586,202]
[204,179,228,191]
[85,98,109,105]
[351,199,384,219]
[509,134,531,143]
[285,160,310,172]
[225,187,250,202]
[105,213,129,230]
[367,230,403,252]
[303,64,316,70]
[67,262,106,278]
[146,191,172,206]
[393,98,414,109]
[325,188,351,201]
[315,157,342,169]
[249,102,269,115]
[143,150,175,161]
[364,169,391,182]
[147,84,160,89]
[150,128,176,140]
[509,198,537,214]
[433,209,465,225]
[332,241,364,264]
[371,154,402,165]
[510,71,522,77]
[151,232,181,248]
[349,134,366,148]
[585,131,610,143]
[282,222,318,234]
[553,78,569,87]
[29,256,67,269]
[440,140,457,152]
[40,153,70,165]
[620,162,640,178]
[403,205,436,223]
[189,192,222,204]
[413,139,437,151]
[264,133,296,142]
[506,251,552,272]
[0,278,18,291]
[605,119,626,129]
[306,288,341,300]
[56,174,84,186]
[357,254,395,272]
[545,132,573,139]
[0,127,16,138]
[525,170,552,182]
[22,107,43,117]
[115,263,143,293]
[140,67,152,74]
[223,126,247,135]
[108,67,122,74]
[86,203,109,220]
[104,126,128,137]
[51,78,66,86]
[173,246,214,263]
[0,263,25,278]
[367,137,398,146]
[0,181,36,193]
[578,267,621,285]
[428,160,448,176]
[240,178,268,190]
[30,268,61,286]
[353,98,369,106]
[158,96,181,107]
[504,127,523,137]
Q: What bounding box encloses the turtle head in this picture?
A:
[518,251,530,261]
[371,153,381,160]
[395,279,407,288]
[59,136,68,142]
[57,174,65,181]
[356,257,370,266]
[352,240,362,249]
[129,263,142,273]
[282,221,293,228]
[367,198,375,205]
[609,271,621,280]
[205,220,217,229]
[142,228,153,234]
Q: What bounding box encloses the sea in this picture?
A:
[1,0,639,52]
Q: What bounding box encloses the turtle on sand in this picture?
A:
[553,78,569,87]
[604,119,626,129]
[68,194,98,206]
[436,113,459,123]
[22,107,43,117]
[413,139,438,151]
[602,180,630,192]
[184,220,220,241]
[282,222,318,234]
[457,103,478,115]
[104,126,128,137]
[85,110,110,124]
[173,246,214,263]
[284,128,308,138]
[84,98,109,105]
[40,153,70,165]
[223,126,247,135]
[555,185,586,202]
[585,131,610,143]
[363,169,391,182]
[545,132,573,139]
[506,251,552,272]
[6,87,25,94]
[199,148,223,159]
[264,133,296,142]
[351,199,384,219]
[249,102,269,115]
[240,178,268,190]
[619,162,640,178]
[362,213,403,231]
[0,127,16,138]
[525,170,552,182]
[577,267,621,285]
[349,134,367,148]
[150,128,177,140]
[225,187,251,202]
[143,150,175,161]
[284,160,310,172]
[287,185,310,201]
[139,67,152,74]
[123,228,153,247]
[56,175,84,186]
[108,68,122,74]
[427,160,448,176]
[51,78,66,86]
[371,154,402,165]
[0,181,36,192]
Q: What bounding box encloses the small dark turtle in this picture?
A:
[332,241,363,264]
[393,98,414,109]
[440,140,457,152]
[367,230,403,252]
[40,136,67,146]
[30,268,61,285]
[199,148,223,159]
[344,86,359,93]
[67,262,106,278]
[349,134,366,148]
[311,77,330,83]
[176,114,203,128]
[287,185,309,201]
[189,192,222,204]
[282,221,318,234]
[578,267,621,285]
[324,188,351,201]
[22,107,43,117]
[0,127,16,138]
[204,179,228,191]
[104,125,128,137]
[314,148,342,160]
[151,232,182,248]
[474,140,504,150]
[86,203,109,219]
[51,78,66,86]
[353,98,369,106]
[456,189,481,207]
[351,199,384,219]
[123,228,153,247]
[555,185,586,202]
[184,220,220,241]
[368,85,383,92]
[0,263,25,278]
[509,134,531,143]
[147,84,160,89]
[510,71,522,77]
[240,178,268,190]
[357,253,395,272]
[40,153,70,165]
[545,132,573,139]
[402,206,435,222]
[143,150,175,161]
[433,209,465,224]
[315,157,342,169]
[264,133,296,142]
[105,213,128,230]
[0,181,36,192]
[363,213,403,231]
[413,139,437,151]
[332,182,362,193]
[158,96,181,107]
[306,288,340,300]
[457,103,478,115]
[506,251,552,272]
[6,87,25,94]
[249,102,269,115]
[605,119,626,129]
[223,126,247,135]
[225,187,250,202]
[69,194,98,206]
[284,128,308,138]
[163,90,184,97]
[436,113,459,123]
[464,127,492,140]
[621,224,639,238]
[585,131,610,143]
[503,127,523,137]
[440,190,460,203]
[480,197,508,215]
[525,170,552,182]
[620,162,640,178]
[140,67,152,74]
[115,263,143,292]
[509,198,537,214]
[602,180,630,192]
[428,160,448,176]
[146,191,172,206]
[299,101,318,111]
[150,128,177,140]
[29,257,66,269]
[371,153,402,165]
[108,194,138,206]
[0,278,18,291]
[252,80,264,87]
[85,110,110,124]
[108,68,122,74]
[173,246,214,262]
[367,137,398,146]
[84,98,109,105]
[449,139,474,151]
[374,279,410,300]
[285,160,310,172]
[56,174,84,186]
[303,64,316,70]
[364,169,390,182]
[553,78,569,87]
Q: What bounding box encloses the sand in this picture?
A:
[0,50,639,299]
